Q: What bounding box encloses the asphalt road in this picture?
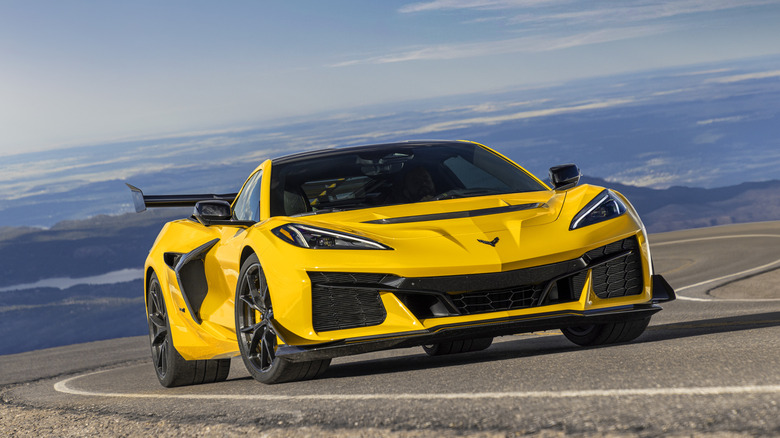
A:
[3,221,780,437]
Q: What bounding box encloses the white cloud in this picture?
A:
[401,0,780,26]
[705,70,780,84]
[422,99,549,114]
[672,68,733,77]
[505,0,780,26]
[333,98,635,141]
[652,88,692,97]
[331,26,667,67]
[607,172,680,188]
[0,162,177,201]
[399,0,561,13]
[606,157,677,188]
[693,132,724,145]
[646,158,670,167]
[409,98,635,133]
[696,116,746,125]
[607,165,717,189]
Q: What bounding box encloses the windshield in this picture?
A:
[269,142,546,217]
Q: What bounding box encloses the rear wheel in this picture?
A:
[235,254,330,384]
[146,272,230,387]
[423,337,493,356]
[561,317,651,347]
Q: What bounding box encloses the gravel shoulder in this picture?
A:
[0,402,757,438]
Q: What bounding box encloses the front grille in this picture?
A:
[309,273,387,332]
[586,236,644,299]
[450,284,541,315]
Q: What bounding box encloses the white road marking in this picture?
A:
[656,234,780,302]
[675,257,780,301]
[53,368,780,400]
[652,234,780,247]
[52,231,780,399]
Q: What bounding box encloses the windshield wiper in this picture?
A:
[291,207,344,217]
[433,188,507,201]
[291,203,374,217]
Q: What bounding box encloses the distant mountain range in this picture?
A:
[584,177,780,232]
[0,210,177,355]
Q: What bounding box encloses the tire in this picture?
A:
[561,316,651,347]
[235,254,330,384]
[146,272,230,387]
[423,337,493,356]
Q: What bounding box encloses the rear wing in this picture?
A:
[126,183,238,213]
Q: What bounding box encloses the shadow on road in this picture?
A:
[310,311,780,381]
[223,335,576,383]
[643,311,780,340]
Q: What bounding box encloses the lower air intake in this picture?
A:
[310,273,387,332]
[587,236,644,299]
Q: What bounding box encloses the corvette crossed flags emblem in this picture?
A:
[477,237,499,247]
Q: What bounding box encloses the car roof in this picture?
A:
[271,140,477,165]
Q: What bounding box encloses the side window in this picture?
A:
[233,170,263,222]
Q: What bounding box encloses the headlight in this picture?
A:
[272,224,392,250]
[570,190,627,230]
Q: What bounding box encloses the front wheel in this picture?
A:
[561,317,651,347]
[146,272,230,387]
[235,254,330,384]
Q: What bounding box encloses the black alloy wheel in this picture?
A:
[147,273,171,380]
[235,254,330,384]
[146,272,230,387]
[236,259,277,373]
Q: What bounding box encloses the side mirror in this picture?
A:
[549,164,581,191]
[193,200,232,225]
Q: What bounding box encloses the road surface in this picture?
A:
[2,221,780,437]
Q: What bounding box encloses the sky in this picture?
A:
[2,0,780,157]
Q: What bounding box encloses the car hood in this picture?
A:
[297,190,565,241]
[263,185,637,276]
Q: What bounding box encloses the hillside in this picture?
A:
[0,208,187,286]
[0,210,183,355]
[585,177,780,232]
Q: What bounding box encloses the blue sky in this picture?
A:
[2,0,780,157]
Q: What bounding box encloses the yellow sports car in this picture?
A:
[129,140,675,387]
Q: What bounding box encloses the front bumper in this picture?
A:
[276,273,675,362]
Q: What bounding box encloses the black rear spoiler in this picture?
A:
[126,184,238,213]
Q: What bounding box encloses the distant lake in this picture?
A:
[0,268,143,292]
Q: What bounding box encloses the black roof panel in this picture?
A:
[271,140,475,165]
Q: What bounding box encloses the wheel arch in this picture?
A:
[144,266,157,309]
[240,245,258,268]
